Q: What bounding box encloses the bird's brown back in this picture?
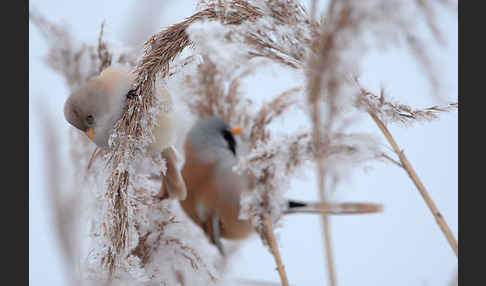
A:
[181,141,253,240]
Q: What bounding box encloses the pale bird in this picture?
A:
[63,66,187,200]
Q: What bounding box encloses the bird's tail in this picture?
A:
[285,200,383,215]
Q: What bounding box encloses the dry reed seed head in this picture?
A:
[187,21,249,73]
[353,77,458,126]
[31,15,98,90]
[179,54,261,140]
[97,21,113,73]
[31,10,139,92]
[96,6,265,274]
[301,0,457,188]
[31,10,218,282]
[248,87,300,148]
[304,0,455,104]
[236,127,386,239]
[85,217,219,285]
[233,1,314,68]
[189,0,318,69]
[84,171,220,284]
[236,134,309,238]
[184,24,302,147]
[140,0,264,79]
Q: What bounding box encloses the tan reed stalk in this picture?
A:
[263,213,290,286]
[316,158,337,286]
[368,110,458,256]
[309,70,337,286]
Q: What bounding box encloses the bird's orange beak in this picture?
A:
[231,126,242,135]
[86,128,94,140]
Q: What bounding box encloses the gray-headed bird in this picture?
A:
[179,116,383,255]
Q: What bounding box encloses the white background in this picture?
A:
[29,1,458,285]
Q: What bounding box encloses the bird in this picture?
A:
[180,117,251,255]
[63,66,187,200]
[179,116,383,256]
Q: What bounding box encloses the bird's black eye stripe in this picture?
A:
[221,130,237,156]
[126,88,137,99]
[86,115,94,125]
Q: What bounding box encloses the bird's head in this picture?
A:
[184,116,243,165]
[64,66,136,148]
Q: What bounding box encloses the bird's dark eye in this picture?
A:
[221,130,237,156]
[126,89,137,99]
[86,115,94,125]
